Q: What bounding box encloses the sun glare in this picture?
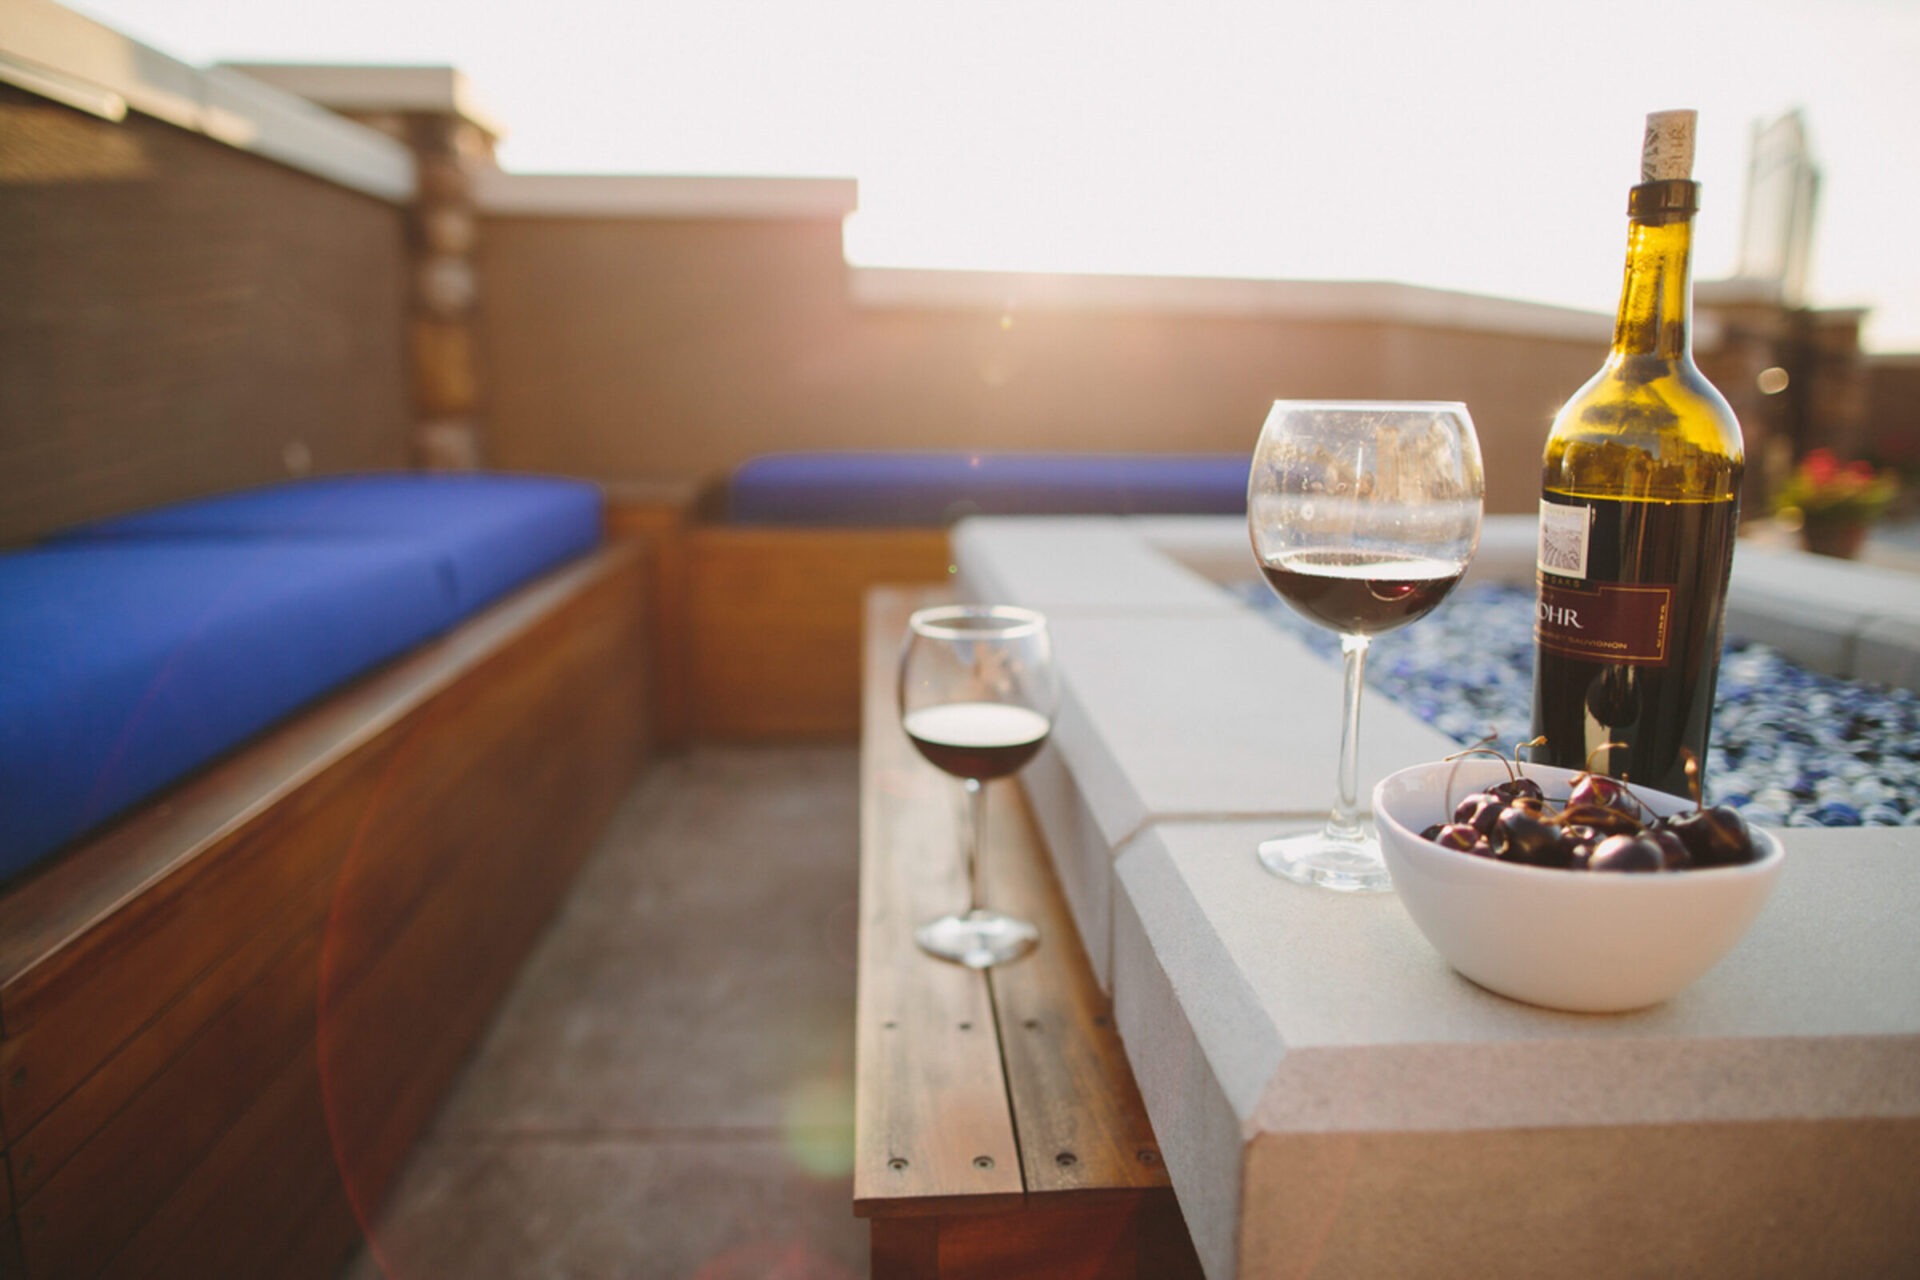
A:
[56,0,1920,349]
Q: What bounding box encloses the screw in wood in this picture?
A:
[1023,1018,1040,1030]
[888,1157,909,1171]
[973,1155,995,1170]
[1055,1151,1078,1168]
[1138,1149,1161,1166]
[958,1021,971,1031]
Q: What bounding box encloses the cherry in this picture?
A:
[1646,826,1692,871]
[1492,807,1559,866]
[1431,823,1484,853]
[1453,793,1507,836]
[1505,794,1550,819]
[1423,740,1759,874]
[1554,823,1602,871]
[1658,806,1753,868]
[1587,833,1664,873]
[1490,776,1546,803]
[1567,771,1637,816]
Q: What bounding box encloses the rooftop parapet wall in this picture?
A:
[0,0,418,545]
[3,2,1898,535]
[473,174,1611,516]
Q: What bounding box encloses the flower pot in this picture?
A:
[1800,518,1869,559]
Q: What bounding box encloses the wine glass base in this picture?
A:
[1257,829,1393,893]
[915,910,1040,969]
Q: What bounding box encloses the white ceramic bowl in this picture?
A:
[1373,758,1785,1013]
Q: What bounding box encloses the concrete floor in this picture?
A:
[339,745,869,1280]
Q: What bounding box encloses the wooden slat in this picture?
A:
[19,924,322,1278]
[94,1039,340,1280]
[855,586,1204,1280]
[854,586,1025,1216]
[0,749,377,1138]
[0,1215,23,1280]
[983,792,1172,1197]
[7,866,329,1201]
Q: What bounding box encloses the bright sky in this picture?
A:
[69,0,1920,351]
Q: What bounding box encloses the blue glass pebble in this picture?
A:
[1238,579,1920,829]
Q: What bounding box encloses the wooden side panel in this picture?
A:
[0,542,651,1280]
[0,750,375,1137]
[6,807,359,1201]
[854,587,1025,1217]
[21,927,322,1278]
[97,1041,343,1280]
[606,487,699,747]
[686,527,951,740]
[0,1215,22,1280]
[320,568,648,1215]
[874,1199,1196,1280]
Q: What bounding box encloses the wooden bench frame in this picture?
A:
[853,586,1202,1279]
[0,539,651,1279]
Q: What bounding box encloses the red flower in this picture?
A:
[1801,449,1841,486]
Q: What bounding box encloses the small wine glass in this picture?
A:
[899,604,1057,968]
[1248,400,1484,892]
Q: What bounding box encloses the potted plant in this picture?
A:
[1772,448,1900,559]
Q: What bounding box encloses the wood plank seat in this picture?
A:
[0,539,651,1279]
[854,586,1202,1279]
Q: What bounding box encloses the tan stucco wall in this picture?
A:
[476,214,1608,516]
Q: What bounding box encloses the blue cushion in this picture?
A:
[726,452,1251,526]
[58,473,605,616]
[0,539,458,882]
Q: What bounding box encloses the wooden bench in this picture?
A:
[0,539,651,1279]
[854,586,1202,1279]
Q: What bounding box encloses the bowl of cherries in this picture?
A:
[1372,750,1784,1013]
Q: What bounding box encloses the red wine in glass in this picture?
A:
[1256,550,1467,636]
[904,702,1051,781]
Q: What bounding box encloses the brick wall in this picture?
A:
[0,85,412,546]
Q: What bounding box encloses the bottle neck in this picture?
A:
[1610,180,1698,362]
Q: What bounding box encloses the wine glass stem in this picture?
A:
[963,776,987,915]
[1328,633,1370,842]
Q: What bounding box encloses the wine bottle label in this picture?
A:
[1536,499,1592,578]
[1535,496,1676,666]
[1535,579,1675,665]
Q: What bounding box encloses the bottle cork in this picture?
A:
[1641,109,1697,182]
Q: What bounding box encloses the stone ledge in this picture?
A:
[471,171,859,221]
[0,0,414,201]
[954,512,1920,1277]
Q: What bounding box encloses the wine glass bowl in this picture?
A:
[898,604,1057,968]
[1248,400,1485,892]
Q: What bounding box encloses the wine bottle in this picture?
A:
[1530,109,1744,798]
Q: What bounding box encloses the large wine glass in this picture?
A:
[899,604,1057,968]
[1248,400,1484,892]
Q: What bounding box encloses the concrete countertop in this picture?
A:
[952,512,1920,1279]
